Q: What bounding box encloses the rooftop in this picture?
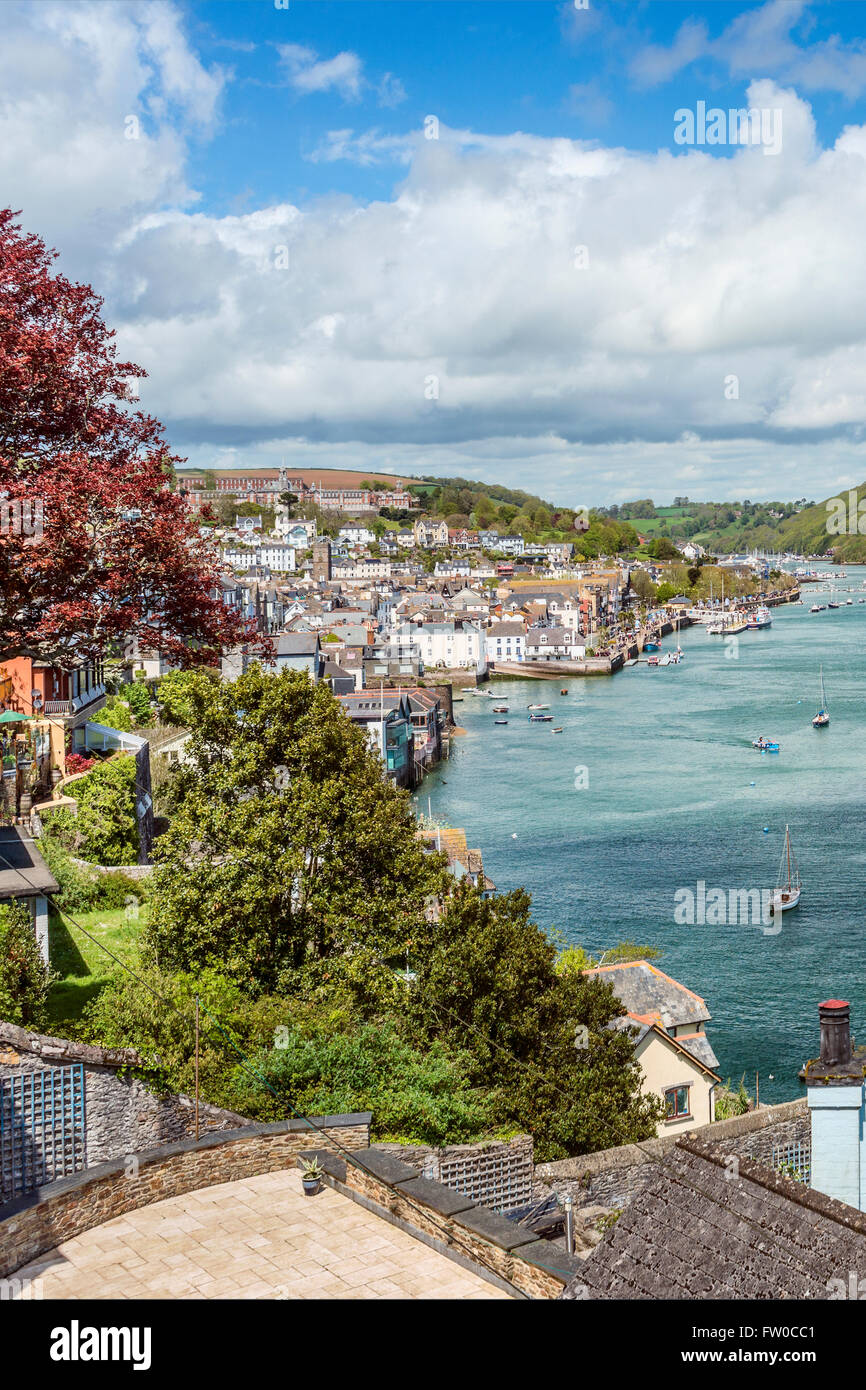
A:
[563,1136,866,1300]
[0,827,60,901]
[13,1169,509,1301]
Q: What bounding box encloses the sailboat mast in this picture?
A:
[786,825,792,891]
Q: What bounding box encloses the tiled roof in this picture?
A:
[585,960,710,1027]
[562,1137,866,1300]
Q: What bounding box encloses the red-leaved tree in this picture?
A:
[0,209,261,668]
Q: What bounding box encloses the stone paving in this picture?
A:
[14,1169,510,1299]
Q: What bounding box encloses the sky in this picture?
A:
[4,0,866,505]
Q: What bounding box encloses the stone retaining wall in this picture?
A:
[536,1099,809,1210]
[0,1115,371,1279]
[0,1022,248,1168]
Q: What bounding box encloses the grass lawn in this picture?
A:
[46,905,147,1033]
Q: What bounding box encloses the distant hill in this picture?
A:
[602,486,866,560]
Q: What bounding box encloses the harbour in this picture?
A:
[421,563,866,1105]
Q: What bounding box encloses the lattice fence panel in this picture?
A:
[435,1147,534,1215]
[0,1065,86,1203]
[772,1140,811,1185]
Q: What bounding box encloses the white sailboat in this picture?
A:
[770,825,801,913]
[812,666,829,728]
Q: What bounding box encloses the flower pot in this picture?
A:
[302,1178,321,1197]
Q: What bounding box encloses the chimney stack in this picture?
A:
[819,999,852,1067]
[806,998,866,1212]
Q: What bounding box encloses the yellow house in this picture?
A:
[585,961,721,1134]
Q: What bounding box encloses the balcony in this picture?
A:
[43,700,73,715]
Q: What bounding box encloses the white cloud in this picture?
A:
[5,2,866,502]
[277,44,364,101]
[631,0,866,99]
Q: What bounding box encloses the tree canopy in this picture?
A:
[0,209,257,666]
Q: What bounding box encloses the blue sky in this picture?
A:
[4,0,866,504]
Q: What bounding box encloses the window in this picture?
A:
[664,1085,691,1120]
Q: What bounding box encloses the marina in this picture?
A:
[423,563,866,1104]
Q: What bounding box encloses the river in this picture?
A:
[420,564,866,1104]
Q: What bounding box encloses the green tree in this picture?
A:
[0,900,54,1027]
[123,680,152,726]
[156,667,220,727]
[143,668,447,993]
[629,569,656,602]
[91,696,132,732]
[646,537,680,560]
[406,886,662,1159]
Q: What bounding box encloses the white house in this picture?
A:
[484,621,526,664]
[524,625,585,661]
[396,621,486,675]
[332,558,392,580]
[338,524,377,547]
[222,544,297,573]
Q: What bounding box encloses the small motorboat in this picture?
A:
[647,655,659,666]
[527,703,550,710]
[752,737,780,752]
[528,713,553,722]
[644,640,659,651]
[494,719,508,725]
[552,726,564,733]
[492,705,508,713]
[846,599,853,605]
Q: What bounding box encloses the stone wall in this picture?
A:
[310,1147,578,1300]
[0,1022,250,1171]
[0,1116,372,1280]
[536,1099,809,1210]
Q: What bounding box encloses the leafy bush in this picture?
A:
[65,753,95,776]
[71,757,138,865]
[243,1021,490,1145]
[714,1077,752,1120]
[0,900,54,1028]
[36,828,145,913]
[91,696,133,732]
[85,967,489,1145]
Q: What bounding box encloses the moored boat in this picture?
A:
[494,719,508,725]
[528,713,553,722]
[492,705,508,713]
[527,703,550,710]
[770,825,801,912]
[812,665,829,727]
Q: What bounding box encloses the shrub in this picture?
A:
[72,758,138,865]
[65,753,95,776]
[243,1020,491,1145]
[0,900,54,1028]
[91,697,132,732]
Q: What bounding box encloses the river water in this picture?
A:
[420,564,866,1104]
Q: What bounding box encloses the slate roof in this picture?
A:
[561,1136,866,1300]
[586,960,711,1028]
[0,827,60,900]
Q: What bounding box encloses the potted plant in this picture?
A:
[301,1157,324,1196]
